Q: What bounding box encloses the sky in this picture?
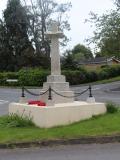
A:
[0,0,115,53]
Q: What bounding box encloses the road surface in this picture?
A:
[0,81,120,115]
[0,143,120,160]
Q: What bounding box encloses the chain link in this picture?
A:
[24,87,49,96]
[51,88,89,98]
[23,86,90,99]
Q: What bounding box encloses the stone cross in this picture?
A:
[46,22,63,75]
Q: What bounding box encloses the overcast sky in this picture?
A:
[0,0,115,52]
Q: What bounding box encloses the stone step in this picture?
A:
[43,82,70,91]
[47,75,66,82]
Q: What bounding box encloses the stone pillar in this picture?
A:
[46,22,63,75]
[41,22,74,105]
[51,36,61,75]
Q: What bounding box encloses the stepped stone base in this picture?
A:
[41,75,74,104]
[9,101,106,128]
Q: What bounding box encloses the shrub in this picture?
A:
[86,71,99,82]
[106,102,118,114]
[63,69,87,85]
[0,65,120,86]
[0,72,19,86]
[99,70,109,80]
[18,68,49,86]
[101,65,109,68]
[1,113,35,128]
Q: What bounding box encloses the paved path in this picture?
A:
[0,81,120,115]
[0,143,120,160]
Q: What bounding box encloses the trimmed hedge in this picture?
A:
[0,65,120,86]
[18,69,49,86]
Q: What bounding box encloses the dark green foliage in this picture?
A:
[62,51,78,70]
[0,114,35,128]
[87,9,120,58]
[0,0,71,71]
[106,102,118,113]
[101,65,108,68]
[18,68,49,86]
[72,44,93,60]
[0,72,19,86]
[99,65,120,79]
[62,45,93,70]
[0,65,120,86]
[0,0,35,71]
[86,71,99,82]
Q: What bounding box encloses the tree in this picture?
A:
[22,0,71,57]
[3,0,34,70]
[114,0,120,8]
[72,44,93,60]
[0,19,11,71]
[0,0,71,71]
[86,9,120,58]
[62,50,78,70]
[62,44,93,70]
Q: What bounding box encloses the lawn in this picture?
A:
[0,111,120,144]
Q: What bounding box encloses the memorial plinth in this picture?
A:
[9,22,106,128]
[9,102,106,128]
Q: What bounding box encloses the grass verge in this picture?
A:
[0,110,120,144]
[91,76,120,85]
[78,76,120,87]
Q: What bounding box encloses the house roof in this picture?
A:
[78,56,120,65]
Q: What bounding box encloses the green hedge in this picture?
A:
[0,65,120,86]
[18,69,49,86]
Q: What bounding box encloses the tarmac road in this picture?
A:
[0,143,120,160]
[0,81,120,115]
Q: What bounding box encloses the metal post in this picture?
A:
[48,86,52,100]
[21,86,25,97]
[89,85,93,97]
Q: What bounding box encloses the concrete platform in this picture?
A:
[9,101,106,128]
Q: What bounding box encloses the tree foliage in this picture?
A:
[114,0,120,8]
[62,44,93,70]
[0,0,71,71]
[0,0,35,71]
[22,0,71,56]
[62,50,78,70]
[0,19,13,71]
[86,3,120,58]
[72,44,93,60]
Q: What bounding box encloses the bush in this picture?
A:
[86,71,99,82]
[18,68,49,86]
[1,113,35,128]
[99,70,109,80]
[106,102,118,114]
[101,65,109,68]
[0,72,19,86]
[0,65,120,86]
[63,69,87,85]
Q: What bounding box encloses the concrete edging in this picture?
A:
[1,135,120,149]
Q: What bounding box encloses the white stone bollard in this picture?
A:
[86,97,95,103]
[19,97,27,104]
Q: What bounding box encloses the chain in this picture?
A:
[23,85,91,99]
[51,88,89,99]
[24,87,49,96]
